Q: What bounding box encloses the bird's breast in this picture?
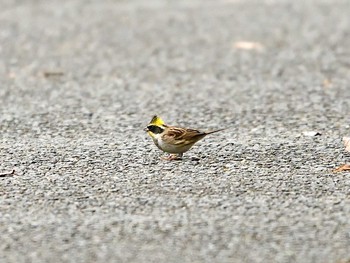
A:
[157,139,193,154]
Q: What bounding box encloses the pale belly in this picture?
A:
[154,138,194,154]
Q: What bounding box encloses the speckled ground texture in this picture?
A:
[1,0,350,262]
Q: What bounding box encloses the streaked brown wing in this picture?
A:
[162,127,206,145]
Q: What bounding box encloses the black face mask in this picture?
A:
[147,125,164,134]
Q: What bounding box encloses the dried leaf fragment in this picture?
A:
[233,41,264,51]
[333,164,350,173]
[43,71,64,78]
[323,78,332,87]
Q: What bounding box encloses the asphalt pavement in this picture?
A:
[1,0,350,262]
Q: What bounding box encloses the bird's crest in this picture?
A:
[150,115,165,126]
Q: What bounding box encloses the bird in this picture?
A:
[144,115,225,160]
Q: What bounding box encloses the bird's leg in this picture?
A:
[162,153,183,161]
[161,155,174,160]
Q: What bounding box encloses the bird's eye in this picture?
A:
[147,125,164,134]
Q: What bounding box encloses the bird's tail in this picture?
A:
[205,128,226,135]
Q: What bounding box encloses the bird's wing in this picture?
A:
[162,127,206,145]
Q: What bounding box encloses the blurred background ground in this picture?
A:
[0,0,350,262]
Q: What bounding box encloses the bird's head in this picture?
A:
[144,115,166,138]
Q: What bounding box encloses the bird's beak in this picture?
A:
[143,127,148,132]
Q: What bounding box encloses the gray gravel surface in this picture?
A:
[1,0,350,262]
